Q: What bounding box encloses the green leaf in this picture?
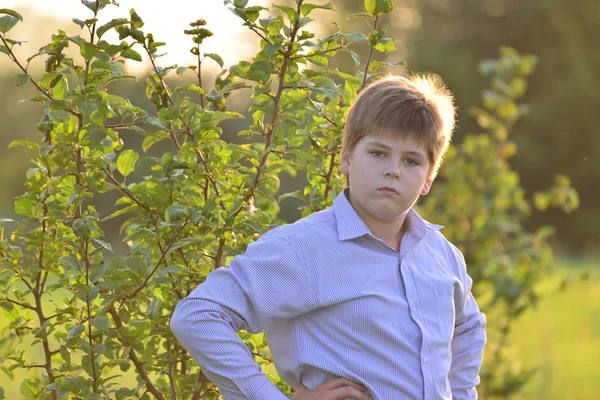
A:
[130,9,144,28]
[0,45,8,55]
[20,379,39,398]
[66,324,85,341]
[16,73,31,87]
[345,32,368,43]
[349,50,361,65]
[364,0,394,15]
[80,41,100,61]
[96,18,129,38]
[234,0,249,7]
[374,38,396,52]
[0,15,19,33]
[204,53,224,68]
[73,18,86,28]
[8,140,39,149]
[91,316,110,331]
[300,2,333,16]
[165,204,190,222]
[117,149,139,177]
[263,42,283,57]
[53,78,68,100]
[0,8,23,21]
[0,386,5,399]
[93,238,114,253]
[306,51,328,67]
[311,76,338,99]
[274,5,298,23]
[121,48,142,62]
[347,12,372,19]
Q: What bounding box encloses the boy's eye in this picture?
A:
[404,158,418,166]
[370,151,385,158]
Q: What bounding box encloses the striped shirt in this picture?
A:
[171,189,486,400]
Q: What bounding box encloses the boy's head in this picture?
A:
[342,74,456,180]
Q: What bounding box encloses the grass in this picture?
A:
[508,258,600,400]
[1,257,599,399]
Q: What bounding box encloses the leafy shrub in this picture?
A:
[0,1,577,399]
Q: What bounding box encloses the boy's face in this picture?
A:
[340,134,433,227]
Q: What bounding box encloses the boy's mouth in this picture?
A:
[378,186,399,195]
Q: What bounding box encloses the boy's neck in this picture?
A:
[368,218,407,252]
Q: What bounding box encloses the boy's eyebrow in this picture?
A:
[365,139,427,158]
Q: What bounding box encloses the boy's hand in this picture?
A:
[292,378,373,400]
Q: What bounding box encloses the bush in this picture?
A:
[0,1,577,399]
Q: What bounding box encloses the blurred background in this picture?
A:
[0,0,598,399]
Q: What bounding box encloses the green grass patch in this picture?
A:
[509,257,600,400]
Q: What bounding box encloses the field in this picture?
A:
[509,258,600,400]
[1,258,598,399]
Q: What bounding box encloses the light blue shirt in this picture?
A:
[171,189,486,400]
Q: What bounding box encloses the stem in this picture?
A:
[167,338,177,400]
[360,16,379,92]
[123,220,190,300]
[191,371,208,400]
[197,44,205,109]
[322,151,338,206]
[107,306,167,400]
[34,293,57,400]
[101,167,146,208]
[3,297,36,311]
[84,2,102,86]
[104,121,146,130]
[84,240,99,393]
[144,45,175,107]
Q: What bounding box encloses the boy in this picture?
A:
[171,75,487,400]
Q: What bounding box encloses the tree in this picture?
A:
[0,1,577,399]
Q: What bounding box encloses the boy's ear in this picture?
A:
[340,150,350,175]
[421,179,433,195]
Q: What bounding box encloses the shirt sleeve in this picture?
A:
[170,236,315,400]
[448,245,487,400]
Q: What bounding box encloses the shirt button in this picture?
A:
[423,357,428,363]
[412,306,417,312]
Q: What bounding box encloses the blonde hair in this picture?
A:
[342,74,456,179]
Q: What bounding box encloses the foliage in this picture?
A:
[0,2,577,400]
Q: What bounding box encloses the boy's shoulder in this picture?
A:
[260,206,337,245]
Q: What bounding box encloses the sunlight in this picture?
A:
[2,0,268,74]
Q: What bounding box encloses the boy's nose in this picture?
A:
[384,168,400,178]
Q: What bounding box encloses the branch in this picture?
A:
[0,35,81,119]
[101,167,146,208]
[167,338,177,400]
[3,297,36,311]
[360,16,379,92]
[104,121,146,130]
[123,220,190,300]
[143,45,174,107]
[322,150,338,207]
[84,240,99,393]
[107,306,167,400]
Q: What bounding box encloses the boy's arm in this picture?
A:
[171,237,315,400]
[448,246,487,400]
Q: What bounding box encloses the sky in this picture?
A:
[2,0,270,74]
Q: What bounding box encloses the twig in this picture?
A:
[360,16,379,92]
[107,306,167,400]
[122,220,190,300]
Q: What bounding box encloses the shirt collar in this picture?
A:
[333,188,444,242]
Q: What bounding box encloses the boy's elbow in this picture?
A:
[169,300,190,342]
